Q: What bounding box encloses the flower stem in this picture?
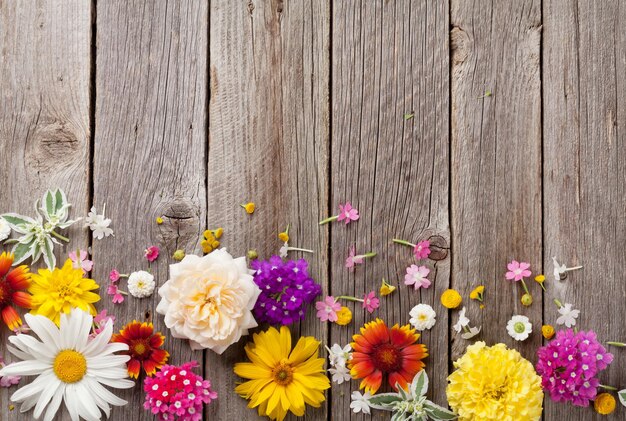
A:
[287,247,314,254]
[392,239,415,248]
[607,341,626,348]
[356,252,377,259]
[336,295,364,303]
[319,215,338,225]
[50,230,70,242]
[539,283,546,292]
[520,279,530,295]
[554,299,563,308]
[599,384,618,391]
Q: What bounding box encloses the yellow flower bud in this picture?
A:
[247,249,258,260]
[521,293,533,307]
[156,216,164,225]
[241,202,256,214]
[172,249,185,261]
[335,307,352,325]
[379,279,396,296]
[278,232,290,243]
[214,227,224,239]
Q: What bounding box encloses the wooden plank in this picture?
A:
[450,0,543,361]
[0,1,91,420]
[93,1,207,420]
[330,1,450,417]
[206,0,330,419]
[543,1,626,419]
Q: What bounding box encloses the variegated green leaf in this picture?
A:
[1,213,35,233]
[54,188,67,213]
[44,189,56,218]
[12,240,35,265]
[618,389,626,407]
[42,236,56,269]
[368,392,402,410]
[397,384,409,400]
[424,401,457,420]
[410,370,429,398]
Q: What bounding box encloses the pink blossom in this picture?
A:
[362,291,380,313]
[413,240,431,260]
[404,265,431,290]
[315,296,341,322]
[337,202,360,224]
[92,309,115,336]
[345,246,364,270]
[0,356,20,387]
[69,249,93,274]
[109,269,121,282]
[505,260,532,281]
[107,284,125,304]
[145,245,160,262]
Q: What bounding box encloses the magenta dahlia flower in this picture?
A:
[536,329,613,407]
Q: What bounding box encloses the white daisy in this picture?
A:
[0,308,134,421]
[350,390,372,414]
[85,205,114,240]
[127,270,156,298]
[326,343,352,367]
[0,216,11,242]
[409,303,437,331]
[507,315,533,341]
[556,303,580,327]
[328,364,351,384]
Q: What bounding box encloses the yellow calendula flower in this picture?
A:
[335,306,352,325]
[241,202,256,214]
[441,289,462,309]
[447,342,543,421]
[28,259,100,325]
[594,393,616,415]
[541,325,555,340]
[234,326,330,421]
[379,278,396,296]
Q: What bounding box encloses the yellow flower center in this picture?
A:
[272,360,294,386]
[56,282,73,299]
[418,314,428,321]
[53,350,87,383]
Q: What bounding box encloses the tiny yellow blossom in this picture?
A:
[9,404,15,411]
[379,278,396,296]
[156,216,164,225]
[335,306,352,325]
[214,227,224,239]
[594,393,616,415]
[469,285,485,301]
[241,202,256,214]
[541,325,555,340]
[534,274,546,291]
[247,249,259,260]
[172,249,185,261]
[278,232,289,243]
[441,289,462,309]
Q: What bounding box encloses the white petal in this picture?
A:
[64,384,80,421]
[83,321,113,358]
[98,342,129,356]
[10,334,55,361]
[75,382,101,421]
[7,344,32,361]
[87,367,129,380]
[33,377,61,419]
[93,376,135,389]
[19,393,41,413]
[84,376,127,407]
[1,360,51,377]
[87,355,130,369]
[43,384,65,421]
[11,370,54,402]
[24,313,61,351]
[74,309,94,352]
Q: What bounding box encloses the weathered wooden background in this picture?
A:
[1,0,625,420]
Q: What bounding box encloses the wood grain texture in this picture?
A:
[0,1,91,420]
[206,0,330,419]
[450,0,543,361]
[94,1,208,420]
[330,1,450,418]
[543,0,626,418]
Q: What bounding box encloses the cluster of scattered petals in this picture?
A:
[505,260,531,281]
[112,321,170,378]
[536,329,613,407]
[156,249,261,354]
[251,256,321,325]
[404,264,430,290]
[143,361,217,421]
[0,252,32,330]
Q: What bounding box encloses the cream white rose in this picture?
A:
[156,248,261,354]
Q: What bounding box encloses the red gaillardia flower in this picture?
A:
[349,318,428,394]
[0,252,32,330]
[111,321,169,378]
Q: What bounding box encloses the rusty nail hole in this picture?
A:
[428,234,449,261]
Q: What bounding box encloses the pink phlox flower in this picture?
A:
[404,265,431,290]
[362,291,380,313]
[505,260,532,281]
[0,356,21,387]
[413,240,431,260]
[337,202,360,224]
[145,246,160,262]
[69,249,94,274]
[109,269,121,282]
[92,310,116,336]
[345,246,364,270]
[107,284,125,304]
[316,296,341,322]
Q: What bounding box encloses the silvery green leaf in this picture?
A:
[12,240,34,265]
[410,370,429,398]
[57,218,79,230]
[396,383,409,400]
[42,236,56,269]
[391,411,406,421]
[424,401,456,420]
[1,213,36,233]
[54,188,67,213]
[31,240,42,264]
[368,393,402,410]
[44,190,56,219]
[619,389,626,407]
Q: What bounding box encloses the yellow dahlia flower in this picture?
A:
[447,341,543,421]
[234,326,330,421]
[29,259,99,325]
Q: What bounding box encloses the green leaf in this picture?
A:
[618,389,626,407]
[44,190,56,219]
[54,189,67,213]
[12,240,34,265]
[368,392,402,410]
[424,401,457,420]
[42,237,56,269]
[397,385,409,400]
[410,370,429,398]
[1,213,35,233]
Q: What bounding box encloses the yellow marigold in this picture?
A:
[29,259,100,325]
[241,202,256,214]
[335,306,352,325]
[447,342,543,421]
[594,393,616,415]
[441,289,462,309]
[541,325,555,340]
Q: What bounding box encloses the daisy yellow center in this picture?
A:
[514,322,526,333]
[272,359,294,386]
[372,343,401,372]
[53,350,87,383]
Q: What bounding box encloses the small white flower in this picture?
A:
[326,343,352,367]
[128,270,156,298]
[0,217,11,242]
[507,315,533,341]
[556,303,580,327]
[279,242,289,258]
[85,205,113,240]
[453,307,470,333]
[409,304,437,331]
[328,364,351,384]
[461,326,482,340]
[552,256,583,281]
[350,391,371,414]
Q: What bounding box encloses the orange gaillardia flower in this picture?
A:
[0,252,32,330]
[111,321,169,378]
[349,318,428,394]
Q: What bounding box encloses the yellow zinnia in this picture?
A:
[447,342,543,421]
[234,326,330,421]
[441,289,462,309]
[335,306,352,325]
[28,259,100,325]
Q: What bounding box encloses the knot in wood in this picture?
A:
[428,235,448,261]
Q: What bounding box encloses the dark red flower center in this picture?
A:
[0,281,12,306]
[130,339,152,359]
[372,343,402,373]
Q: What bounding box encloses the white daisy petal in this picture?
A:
[64,384,80,421]
[94,376,135,389]
[99,342,130,356]
[19,393,42,413]
[83,320,113,357]
[7,344,32,361]
[87,355,130,369]
[24,313,61,350]
[87,367,131,380]
[44,385,65,421]
[1,360,50,377]
[9,334,55,361]
[84,376,127,407]
[75,382,102,421]
[33,377,61,419]
[11,370,53,401]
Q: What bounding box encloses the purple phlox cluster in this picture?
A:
[536,329,613,407]
[143,361,217,421]
[251,255,322,325]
